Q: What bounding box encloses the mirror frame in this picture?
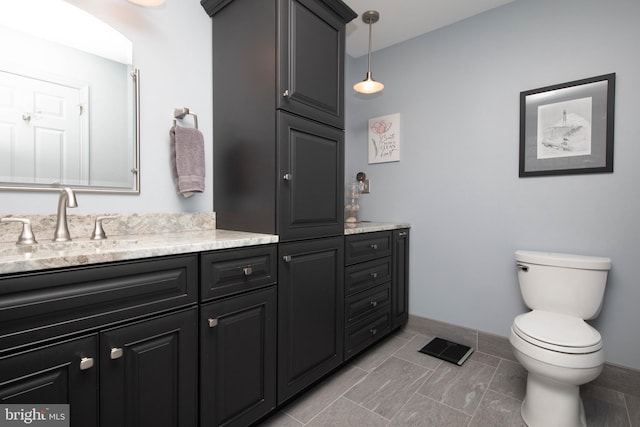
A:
[0,68,140,195]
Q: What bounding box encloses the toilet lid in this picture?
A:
[513,311,602,354]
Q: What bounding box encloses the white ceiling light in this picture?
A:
[127,0,166,7]
[353,10,384,94]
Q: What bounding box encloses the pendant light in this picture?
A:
[354,10,384,94]
[127,0,165,7]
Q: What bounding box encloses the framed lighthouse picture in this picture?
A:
[519,73,615,177]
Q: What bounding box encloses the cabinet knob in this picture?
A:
[370,301,378,307]
[243,267,253,276]
[283,173,293,181]
[208,318,218,328]
[398,231,408,237]
[370,244,378,250]
[110,347,123,360]
[370,272,378,279]
[79,357,94,370]
[283,89,290,98]
[369,328,377,335]
[282,255,292,263]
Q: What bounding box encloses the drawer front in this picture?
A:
[345,257,392,295]
[0,254,198,354]
[200,245,277,301]
[345,283,391,326]
[344,309,391,360]
[345,231,392,265]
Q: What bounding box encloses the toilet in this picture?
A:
[509,250,611,427]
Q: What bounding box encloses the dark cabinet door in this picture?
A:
[278,237,344,404]
[200,287,277,427]
[278,112,344,241]
[100,308,198,427]
[278,0,347,128]
[392,229,410,329]
[0,335,98,427]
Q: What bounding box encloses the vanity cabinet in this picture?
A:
[277,237,344,404]
[199,246,278,427]
[343,230,410,359]
[0,335,98,425]
[203,0,355,241]
[99,308,198,427]
[0,255,199,427]
[392,229,410,329]
[344,231,393,360]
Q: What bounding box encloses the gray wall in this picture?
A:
[345,0,640,370]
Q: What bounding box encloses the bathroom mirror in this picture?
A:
[0,0,140,194]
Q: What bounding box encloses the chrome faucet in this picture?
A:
[53,188,78,242]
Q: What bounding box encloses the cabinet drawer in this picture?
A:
[200,245,277,301]
[345,283,391,326]
[344,309,391,360]
[345,231,392,265]
[345,257,392,295]
[0,254,198,354]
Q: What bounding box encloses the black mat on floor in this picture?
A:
[418,337,474,366]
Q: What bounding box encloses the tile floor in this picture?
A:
[259,328,639,427]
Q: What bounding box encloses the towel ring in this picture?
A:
[173,107,198,129]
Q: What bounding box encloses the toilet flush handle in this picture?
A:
[516,264,529,272]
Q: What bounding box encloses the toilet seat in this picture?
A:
[513,311,602,354]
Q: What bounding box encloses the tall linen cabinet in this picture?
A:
[201,0,357,416]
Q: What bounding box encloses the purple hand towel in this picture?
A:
[170,124,205,198]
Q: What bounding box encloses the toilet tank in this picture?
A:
[515,250,611,319]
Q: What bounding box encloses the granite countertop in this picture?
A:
[0,229,279,275]
[0,213,409,275]
[344,221,411,235]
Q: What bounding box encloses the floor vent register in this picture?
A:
[418,337,474,366]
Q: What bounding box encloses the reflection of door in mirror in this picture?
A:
[0,70,89,186]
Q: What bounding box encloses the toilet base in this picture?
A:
[521,372,586,427]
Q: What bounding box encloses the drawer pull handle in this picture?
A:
[370,301,378,307]
[370,244,378,250]
[370,328,377,335]
[283,255,292,262]
[370,272,378,279]
[79,357,94,370]
[243,267,253,276]
[208,318,218,328]
[110,347,123,360]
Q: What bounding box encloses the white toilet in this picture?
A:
[509,250,611,427]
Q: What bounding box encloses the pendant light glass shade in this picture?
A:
[354,72,384,94]
[354,10,384,94]
[127,0,165,7]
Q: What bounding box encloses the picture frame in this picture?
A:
[519,73,615,177]
[368,113,400,164]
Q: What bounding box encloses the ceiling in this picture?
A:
[344,0,515,58]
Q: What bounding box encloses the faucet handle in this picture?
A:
[90,216,119,240]
[1,218,38,245]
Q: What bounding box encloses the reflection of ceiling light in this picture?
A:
[0,0,132,64]
[354,10,384,94]
[127,0,166,7]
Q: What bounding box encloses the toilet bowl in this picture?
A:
[510,250,611,427]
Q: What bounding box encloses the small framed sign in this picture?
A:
[368,113,400,164]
